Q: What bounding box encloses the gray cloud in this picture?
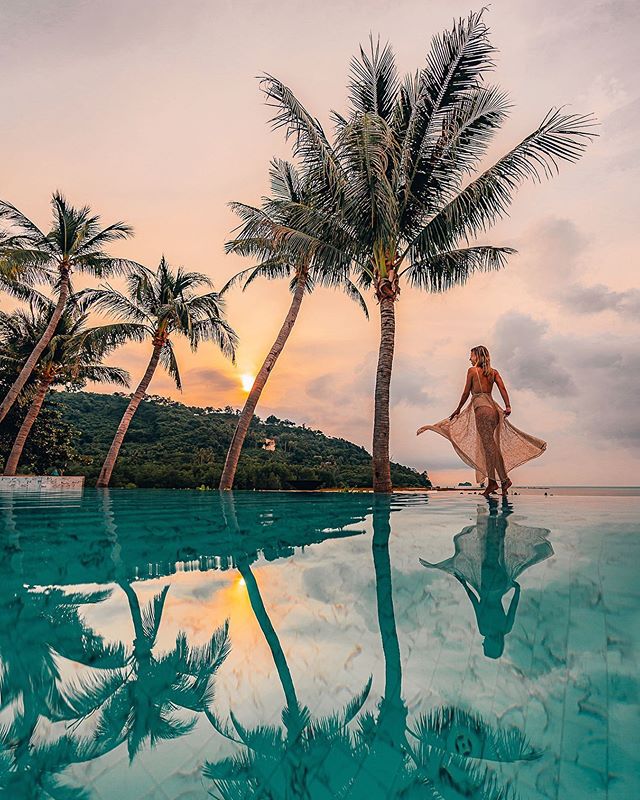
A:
[492,313,577,398]
[521,217,640,322]
[306,353,433,408]
[560,283,640,318]
[183,368,237,393]
[493,310,640,448]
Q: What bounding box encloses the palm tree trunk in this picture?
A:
[0,269,69,423]
[219,274,307,490]
[372,296,396,493]
[96,343,162,488]
[3,376,53,476]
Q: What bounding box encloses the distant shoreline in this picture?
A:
[317,485,640,497]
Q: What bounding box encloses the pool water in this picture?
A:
[0,490,637,799]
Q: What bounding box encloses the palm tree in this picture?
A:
[218,159,368,490]
[204,495,372,797]
[0,192,136,423]
[79,256,237,487]
[250,11,596,491]
[0,304,129,476]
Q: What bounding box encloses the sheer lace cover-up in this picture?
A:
[419,374,547,483]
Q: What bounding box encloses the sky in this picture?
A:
[1,0,639,485]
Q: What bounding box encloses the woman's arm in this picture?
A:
[494,370,511,417]
[449,368,473,420]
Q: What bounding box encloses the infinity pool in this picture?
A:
[0,490,637,799]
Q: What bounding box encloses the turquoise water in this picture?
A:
[0,490,637,799]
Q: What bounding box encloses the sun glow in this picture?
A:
[240,373,255,392]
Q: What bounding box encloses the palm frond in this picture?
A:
[0,278,53,313]
[269,158,304,202]
[0,198,47,241]
[409,706,541,763]
[75,286,151,323]
[159,341,182,390]
[175,620,230,676]
[407,108,597,259]
[401,84,513,233]
[76,322,149,351]
[47,669,128,723]
[399,9,496,204]
[191,316,238,362]
[73,221,135,255]
[260,74,345,200]
[78,364,130,387]
[402,245,515,291]
[339,112,400,247]
[73,255,143,278]
[348,36,399,121]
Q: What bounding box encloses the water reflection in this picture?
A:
[420,498,554,658]
[204,492,374,798]
[204,495,541,800]
[0,491,375,797]
[0,491,546,798]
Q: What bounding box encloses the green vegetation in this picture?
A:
[0,380,75,476]
[53,391,430,490]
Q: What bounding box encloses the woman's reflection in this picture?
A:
[420,498,553,658]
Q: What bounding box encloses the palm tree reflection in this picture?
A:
[203,492,373,798]
[204,494,541,800]
[420,498,554,658]
[47,489,231,761]
[0,492,231,797]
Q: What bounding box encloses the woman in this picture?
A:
[417,346,546,497]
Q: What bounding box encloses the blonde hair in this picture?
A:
[471,345,493,377]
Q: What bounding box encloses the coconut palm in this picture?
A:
[251,11,596,490]
[0,192,136,423]
[218,158,368,490]
[0,305,129,476]
[78,256,237,487]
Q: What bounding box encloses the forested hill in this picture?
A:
[55,392,430,490]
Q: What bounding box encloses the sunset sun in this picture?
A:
[240,373,254,392]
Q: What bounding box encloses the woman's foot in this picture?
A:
[501,478,512,496]
[482,480,499,498]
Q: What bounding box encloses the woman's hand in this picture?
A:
[504,405,512,417]
[416,425,428,436]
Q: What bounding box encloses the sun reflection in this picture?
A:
[240,374,254,392]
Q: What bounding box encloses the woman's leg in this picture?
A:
[475,406,501,484]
